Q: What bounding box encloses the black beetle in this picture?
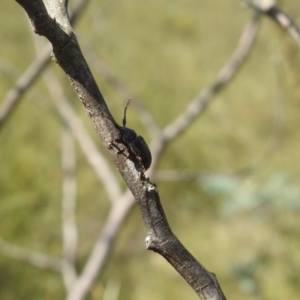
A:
[106,100,152,171]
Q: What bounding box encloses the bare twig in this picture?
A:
[0,0,90,130]
[244,0,300,47]
[0,45,52,128]
[0,237,62,271]
[164,13,259,141]
[149,13,260,166]
[267,9,300,46]
[154,78,286,182]
[65,190,134,300]
[61,130,78,290]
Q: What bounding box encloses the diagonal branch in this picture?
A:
[266,8,300,46]
[0,44,51,128]
[149,12,260,168]
[0,0,90,130]
[65,190,134,300]
[164,12,260,142]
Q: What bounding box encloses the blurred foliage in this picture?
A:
[1,0,300,300]
[202,173,300,214]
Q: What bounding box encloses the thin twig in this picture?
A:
[0,0,90,130]
[65,190,134,300]
[154,77,286,182]
[164,12,260,141]
[149,12,260,167]
[0,45,52,128]
[248,1,300,47]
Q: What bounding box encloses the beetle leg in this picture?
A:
[109,141,127,156]
[135,156,146,172]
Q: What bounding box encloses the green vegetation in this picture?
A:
[1,1,300,299]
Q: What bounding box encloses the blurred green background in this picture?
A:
[1,0,300,299]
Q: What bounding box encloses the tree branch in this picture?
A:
[143,184,227,299]
[246,1,300,47]
[65,190,134,300]
[150,12,260,166]
[163,12,260,142]
[0,44,51,128]
[15,1,227,299]
[0,0,90,129]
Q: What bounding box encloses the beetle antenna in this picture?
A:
[122,98,131,127]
